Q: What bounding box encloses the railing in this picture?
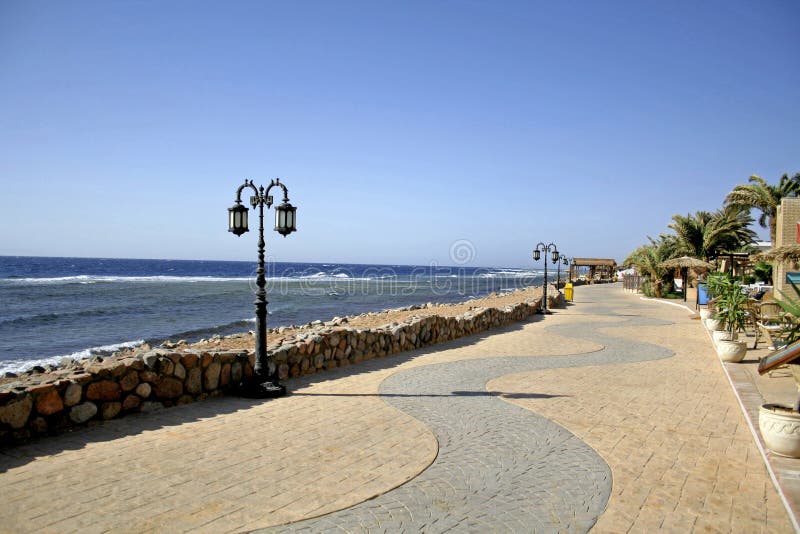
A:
[623,275,643,292]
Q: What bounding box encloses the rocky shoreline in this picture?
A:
[0,285,558,445]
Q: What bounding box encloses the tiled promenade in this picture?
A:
[0,284,794,532]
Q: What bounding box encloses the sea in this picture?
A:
[0,256,545,374]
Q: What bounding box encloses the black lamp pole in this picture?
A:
[533,242,559,314]
[228,178,297,398]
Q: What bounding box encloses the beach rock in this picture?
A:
[154,377,183,399]
[122,394,141,411]
[140,401,163,413]
[139,371,159,383]
[3,372,18,379]
[0,395,33,429]
[173,362,186,380]
[142,351,159,368]
[160,340,177,349]
[220,363,231,387]
[35,389,64,416]
[101,402,121,420]
[63,383,83,407]
[186,368,202,394]
[204,362,221,391]
[86,381,121,402]
[30,366,45,374]
[119,371,139,392]
[30,416,48,434]
[135,383,151,398]
[231,362,243,384]
[181,353,199,369]
[59,357,76,369]
[69,402,97,424]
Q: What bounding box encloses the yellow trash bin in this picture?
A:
[564,283,574,302]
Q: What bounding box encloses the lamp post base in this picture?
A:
[238,378,287,399]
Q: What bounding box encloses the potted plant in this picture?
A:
[759,280,800,457]
[703,273,727,331]
[713,275,748,362]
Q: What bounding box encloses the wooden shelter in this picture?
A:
[570,258,617,283]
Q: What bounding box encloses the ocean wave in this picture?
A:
[0,339,145,376]
[1,275,252,285]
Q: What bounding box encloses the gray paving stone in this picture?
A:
[257,293,674,533]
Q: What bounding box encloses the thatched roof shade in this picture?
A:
[659,256,715,270]
[754,244,800,263]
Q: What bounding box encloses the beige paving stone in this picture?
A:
[488,293,794,533]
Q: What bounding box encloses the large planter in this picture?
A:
[699,309,713,320]
[759,404,800,458]
[715,339,747,362]
[705,318,723,331]
[712,330,737,344]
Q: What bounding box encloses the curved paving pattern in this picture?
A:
[260,300,675,533]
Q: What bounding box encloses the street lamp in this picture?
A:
[556,255,569,290]
[533,242,559,314]
[563,257,573,283]
[228,178,297,398]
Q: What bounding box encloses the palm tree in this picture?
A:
[668,207,756,260]
[624,236,678,297]
[725,173,800,244]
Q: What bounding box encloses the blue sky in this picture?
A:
[1,1,797,268]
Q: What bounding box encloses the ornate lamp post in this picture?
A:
[533,242,559,314]
[228,178,297,398]
[557,256,570,288]
[563,257,573,283]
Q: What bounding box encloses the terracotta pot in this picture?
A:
[759,404,800,458]
[715,339,747,362]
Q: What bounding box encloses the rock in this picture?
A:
[30,366,45,374]
[63,383,83,407]
[154,377,183,399]
[139,370,158,383]
[30,416,48,434]
[181,353,199,369]
[86,381,122,402]
[122,394,141,411]
[220,363,231,387]
[0,395,33,429]
[69,402,98,424]
[186,368,202,395]
[135,383,152,398]
[173,362,186,380]
[143,351,159,368]
[35,389,64,416]
[204,362,221,391]
[158,357,174,376]
[59,357,76,369]
[119,371,139,392]
[231,362,243,384]
[140,401,163,413]
[160,340,177,349]
[3,372,18,378]
[101,402,121,420]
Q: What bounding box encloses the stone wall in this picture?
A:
[775,197,800,296]
[0,290,556,445]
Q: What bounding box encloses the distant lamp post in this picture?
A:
[533,242,559,314]
[228,178,297,398]
[556,255,569,289]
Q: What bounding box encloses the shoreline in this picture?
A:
[1,284,549,384]
[0,284,555,444]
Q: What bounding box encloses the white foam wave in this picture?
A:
[3,275,252,285]
[0,339,145,375]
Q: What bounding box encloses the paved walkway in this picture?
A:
[0,284,794,533]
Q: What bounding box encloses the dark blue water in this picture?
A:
[0,256,544,373]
